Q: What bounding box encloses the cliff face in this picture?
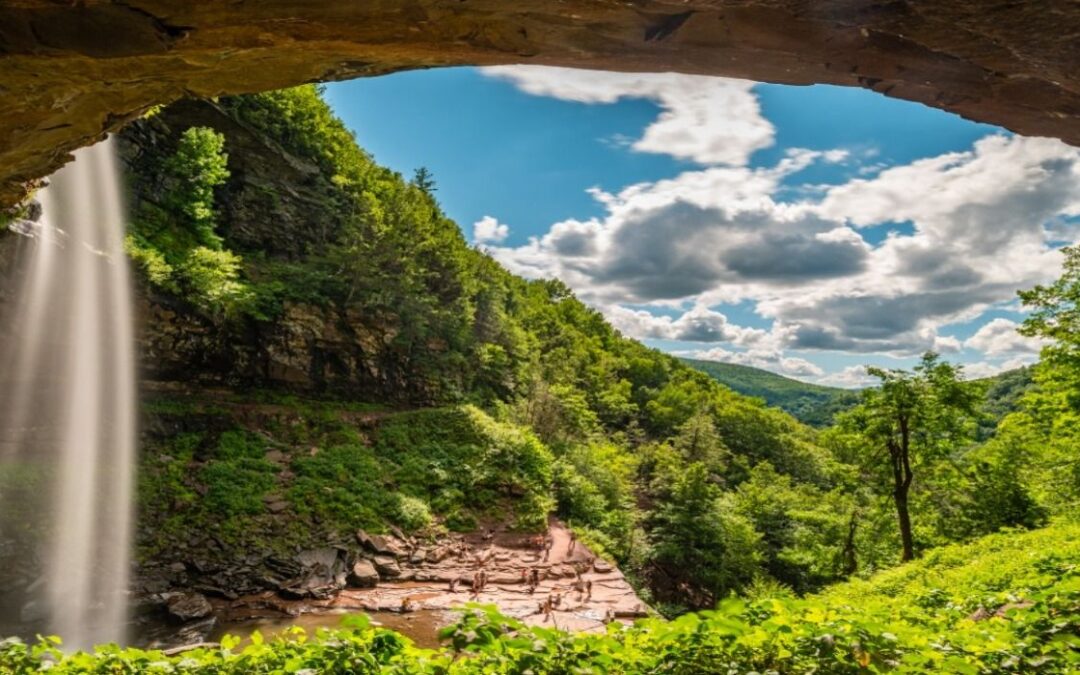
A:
[0,1,1078,209]
[119,100,438,405]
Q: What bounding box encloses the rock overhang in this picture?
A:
[0,0,1077,209]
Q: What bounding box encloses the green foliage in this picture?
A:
[976,366,1035,439]
[127,125,259,317]
[835,353,981,561]
[649,463,763,606]
[162,126,231,249]
[123,86,1080,614]
[8,523,1078,674]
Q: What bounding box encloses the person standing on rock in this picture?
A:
[585,580,593,600]
[568,531,577,556]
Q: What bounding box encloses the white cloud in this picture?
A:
[472,215,510,244]
[478,69,1080,381]
[961,356,1037,380]
[486,133,1080,373]
[816,366,876,389]
[606,304,768,344]
[679,346,825,379]
[481,66,773,166]
[963,318,1046,356]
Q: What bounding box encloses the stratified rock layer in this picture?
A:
[1,1,1079,208]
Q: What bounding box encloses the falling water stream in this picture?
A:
[0,138,135,650]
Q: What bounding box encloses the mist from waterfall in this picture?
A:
[0,138,135,650]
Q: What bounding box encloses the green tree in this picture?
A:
[840,353,978,561]
[163,126,230,249]
[411,166,437,193]
[650,462,761,606]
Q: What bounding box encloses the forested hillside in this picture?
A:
[682,358,860,426]
[110,86,1071,613]
[120,86,871,610]
[1,83,1052,671]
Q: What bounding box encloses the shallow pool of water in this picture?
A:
[210,609,453,649]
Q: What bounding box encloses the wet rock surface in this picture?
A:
[166,592,213,622]
[135,520,649,648]
[1,1,1079,209]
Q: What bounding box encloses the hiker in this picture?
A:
[585,580,593,600]
[479,569,488,591]
[543,538,552,562]
[530,568,540,586]
[568,531,577,555]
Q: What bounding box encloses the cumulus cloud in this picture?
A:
[816,365,877,389]
[679,347,825,379]
[963,318,1046,356]
[481,66,773,166]
[490,150,865,304]
[961,356,1037,380]
[478,68,1080,380]
[606,305,768,344]
[472,215,510,244]
[488,133,1080,374]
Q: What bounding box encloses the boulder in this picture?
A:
[372,554,401,578]
[347,559,379,588]
[425,546,451,564]
[372,535,408,558]
[167,592,213,621]
[281,548,349,598]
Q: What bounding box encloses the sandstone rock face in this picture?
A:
[0,1,1078,208]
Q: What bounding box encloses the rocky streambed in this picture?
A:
[136,519,650,649]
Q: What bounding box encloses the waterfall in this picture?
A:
[0,138,135,650]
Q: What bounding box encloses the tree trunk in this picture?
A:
[890,415,916,562]
[895,487,915,562]
[842,509,858,576]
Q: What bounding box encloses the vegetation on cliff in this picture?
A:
[116,85,1074,618]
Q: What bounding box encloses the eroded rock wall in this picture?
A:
[1,0,1078,208]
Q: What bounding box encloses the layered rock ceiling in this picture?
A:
[1,0,1078,208]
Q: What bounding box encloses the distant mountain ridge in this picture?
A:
[685,358,1035,430]
[681,359,860,427]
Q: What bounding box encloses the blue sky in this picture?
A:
[325,67,1080,386]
